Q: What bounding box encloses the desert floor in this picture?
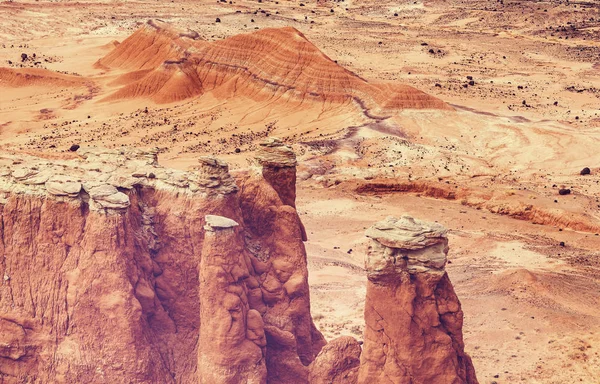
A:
[2,0,600,382]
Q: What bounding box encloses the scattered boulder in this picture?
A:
[558,188,571,195]
[580,167,591,175]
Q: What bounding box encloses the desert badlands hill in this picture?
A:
[1,0,600,383]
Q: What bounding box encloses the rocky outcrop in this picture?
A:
[308,336,361,384]
[0,144,477,384]
[358,216,478,384]
[198,216,266,383]
[255,137,298,208]
[235,138,325,382]
[98,20,451,114]
[0,145,323,383]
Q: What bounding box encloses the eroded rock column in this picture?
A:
[236,138,325,383]
[255,137,297,208]
[198,215,267,384]
[358,216,478,384]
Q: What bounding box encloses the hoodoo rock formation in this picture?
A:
[0,143,323,383]
[198,215,267,383]
[359,216,478,384]
[97,20,450,115]
[307,216,478,384]
[0,143,476,383]
[255,137,298,208]
[236,139,325,382]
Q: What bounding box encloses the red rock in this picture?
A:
[97,20,451,113]
[308,336,361,384]
[198,216,266,383]
[236,141,325,382]
[358,216,478,384]
[0,145,324,383]
[0,148,478,383]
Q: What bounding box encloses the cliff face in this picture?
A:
[0,145,476,384]
[0,144,323,383]
[358,216,478,384]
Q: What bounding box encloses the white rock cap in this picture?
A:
[204,215,239,231]
[365,216,448,277]
[365,216,447,250]
[255,137,297,168]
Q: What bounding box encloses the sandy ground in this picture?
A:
[2,0,600,382]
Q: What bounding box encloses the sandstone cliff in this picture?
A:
[0,143,323,383]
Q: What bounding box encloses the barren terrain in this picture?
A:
[1,0,600,382]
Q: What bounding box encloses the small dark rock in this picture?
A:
[558,188,571,195]
[580,167,591,175]
[559,241,565,247]
[69,144,80,152]
[235,148,241,153]
[215,17,221,22]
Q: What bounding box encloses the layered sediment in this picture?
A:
[97,20,451,115]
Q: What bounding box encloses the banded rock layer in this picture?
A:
[98,20,451,115]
